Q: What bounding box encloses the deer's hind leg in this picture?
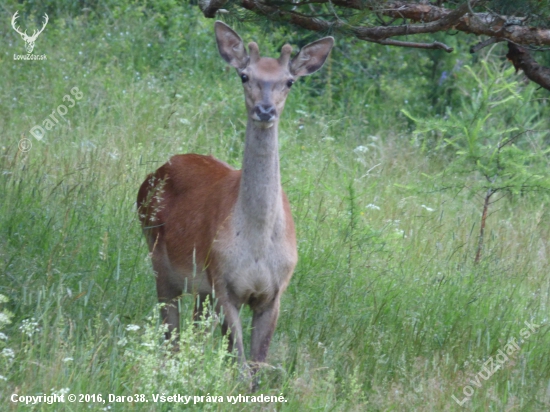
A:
[150,243,182,341]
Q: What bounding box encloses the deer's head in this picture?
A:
[215,21,333,128]
[12,11,49,54]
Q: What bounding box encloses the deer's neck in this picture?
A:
[235,119,283,235]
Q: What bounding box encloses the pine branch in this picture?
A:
[200,1,550,47]
[236,0,475,51]
[197,0,550,90]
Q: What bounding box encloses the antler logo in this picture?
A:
[11,11,49,54]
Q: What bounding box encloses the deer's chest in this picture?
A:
[215,221,297,307]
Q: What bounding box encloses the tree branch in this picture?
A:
[198,0,550,90]
[238,0,467,51]
[204,1,550,48]
[374,38,453,52]
[376,2,550,46]
[469,36,503,53]
[199,0,229,18]
[506,43,550,91]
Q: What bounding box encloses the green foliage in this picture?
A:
[121,304,235,397]
[403,58,550,262]
[403,60,550,199]
[0,294,14,382]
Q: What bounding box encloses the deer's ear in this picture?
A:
[215,21,249,70]
[290,37,334,77]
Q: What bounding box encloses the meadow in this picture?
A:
[1,2,549,410]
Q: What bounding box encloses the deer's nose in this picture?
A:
[253,104,276,122]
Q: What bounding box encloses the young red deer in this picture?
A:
[137,21,333,378]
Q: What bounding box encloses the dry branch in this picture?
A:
[507,43,550,91]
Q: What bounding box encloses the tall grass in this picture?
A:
[1,3,549,411]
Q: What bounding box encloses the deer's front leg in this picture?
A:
[212,280,248,370]
[250,298,280,376]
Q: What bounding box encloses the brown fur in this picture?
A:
[138,154,240,278]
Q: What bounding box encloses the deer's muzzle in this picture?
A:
[253,104,276,123]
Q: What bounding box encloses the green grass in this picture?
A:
[1,3,550,411]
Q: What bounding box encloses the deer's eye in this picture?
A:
[286,79,294,88]
[241,74,249,83]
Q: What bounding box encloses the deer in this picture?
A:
[11,11,49,54]
[137,21,333,384]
